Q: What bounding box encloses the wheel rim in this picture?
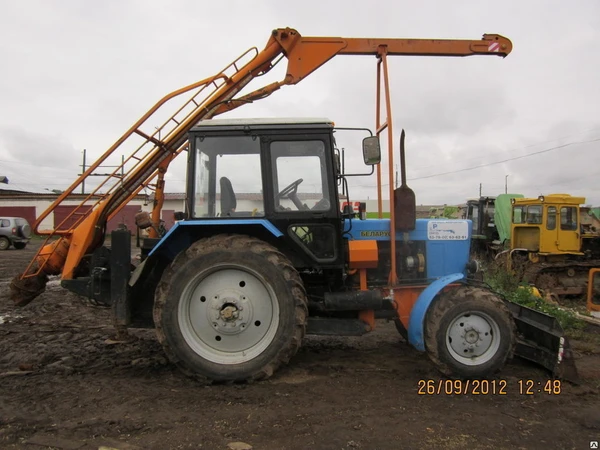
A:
[0,239,8,250]
[177,263,280,365]
[445,311,501,366]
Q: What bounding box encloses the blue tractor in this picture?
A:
[120,118,576,383]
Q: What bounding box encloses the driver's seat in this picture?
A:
[220,177,237,216]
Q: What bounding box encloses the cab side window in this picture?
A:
[546,206,556,230]
[560,207,577,231]
[526,205,542,224]
[270,140,331,212]
[513,206,525,224]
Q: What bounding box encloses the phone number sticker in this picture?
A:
[427,220,468,241]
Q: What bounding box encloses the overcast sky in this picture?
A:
[1,0,599,207]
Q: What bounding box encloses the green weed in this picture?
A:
[484,264,586,331]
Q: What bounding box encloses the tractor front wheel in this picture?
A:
[154,234,307,383]
[424,286,515,379]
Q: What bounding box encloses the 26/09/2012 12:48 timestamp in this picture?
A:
[417,379,562,396]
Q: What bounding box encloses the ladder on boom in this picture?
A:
[23,46,262,279]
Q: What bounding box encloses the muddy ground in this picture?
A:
[1,241,600,450]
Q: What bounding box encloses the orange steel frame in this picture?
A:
[587,268,600,313]
[375,48,399,285]
[18,28,512,286]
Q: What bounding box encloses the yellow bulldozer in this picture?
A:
[499,194,600,309]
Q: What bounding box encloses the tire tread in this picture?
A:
[424,286,516,378]
[154,234,307,383]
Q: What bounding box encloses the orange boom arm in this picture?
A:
[10,28,511,306]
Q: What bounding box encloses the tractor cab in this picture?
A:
[183,118,379,269]
[189,118,337,218]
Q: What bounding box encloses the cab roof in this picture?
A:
[191,117,334,132]
[513,194,585,206]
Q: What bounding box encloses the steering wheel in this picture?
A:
[276,178,304,199]
[276,178,307,210]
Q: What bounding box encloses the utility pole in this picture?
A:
[505,174,509,194]
[479,183,482,197]
[79,151,126,191]
[341,148,345,197]
[81,149,86,194]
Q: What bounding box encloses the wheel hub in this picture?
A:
[464,328,480,344]
[220,304,239,321]
[447,313,497,362]
[208,293,252,335]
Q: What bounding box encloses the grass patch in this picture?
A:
[365,212,390,219]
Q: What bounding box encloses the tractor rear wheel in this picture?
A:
[154,234,307,383]
[424,286,515,379]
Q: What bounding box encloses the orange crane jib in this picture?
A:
[10,28,511,307]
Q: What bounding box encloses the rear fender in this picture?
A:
[148,219,283,260]
[407,273,465,351]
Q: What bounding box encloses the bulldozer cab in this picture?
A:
[511,194,583,255]
[186,118,347,267]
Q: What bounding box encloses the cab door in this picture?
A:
[263,133,343,268]
[556,205,581,252]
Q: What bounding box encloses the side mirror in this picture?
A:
[362,136,381,165]
[174,211,186,221]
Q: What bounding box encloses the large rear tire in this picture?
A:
[424,286,515,379]
[154,234,308,383]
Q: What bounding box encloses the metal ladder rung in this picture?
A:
[103,173,124,179]
[212,77,227,89]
